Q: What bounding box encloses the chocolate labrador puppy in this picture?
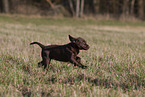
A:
[30,35,89,69]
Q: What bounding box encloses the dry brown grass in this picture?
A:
[0,16,145,97]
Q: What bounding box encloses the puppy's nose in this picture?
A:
[86,44,89,50]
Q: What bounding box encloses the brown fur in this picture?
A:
[30,35,89,69]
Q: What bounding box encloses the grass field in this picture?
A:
[0,15,145,97]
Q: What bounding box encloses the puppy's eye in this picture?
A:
[83,41,86,44]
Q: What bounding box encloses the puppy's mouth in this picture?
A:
[83,45,90,50]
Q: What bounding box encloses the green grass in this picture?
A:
[0,15,145,97]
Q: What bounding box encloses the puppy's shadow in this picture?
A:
[68,74,119,89]
[47,73,119,89]
[48,73,143,92]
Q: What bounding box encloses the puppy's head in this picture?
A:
[69,35,89,50]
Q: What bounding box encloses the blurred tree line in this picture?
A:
[0,0,145,19]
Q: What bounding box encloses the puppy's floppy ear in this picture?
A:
[69,35,76,42]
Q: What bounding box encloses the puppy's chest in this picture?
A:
[71,48,79,56]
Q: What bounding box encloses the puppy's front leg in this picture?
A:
[70,56,87,69]
[76,56,81,63]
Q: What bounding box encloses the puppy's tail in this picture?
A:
[30,42,45,49]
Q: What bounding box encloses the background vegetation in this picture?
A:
[0,0,145,19]
[0,15,145,96]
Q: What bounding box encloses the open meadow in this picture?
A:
[0,16,145,97]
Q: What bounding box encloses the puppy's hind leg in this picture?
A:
[43,58,51,70]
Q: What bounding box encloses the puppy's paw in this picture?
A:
[82,65,88,69]
[38,62,43,67]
